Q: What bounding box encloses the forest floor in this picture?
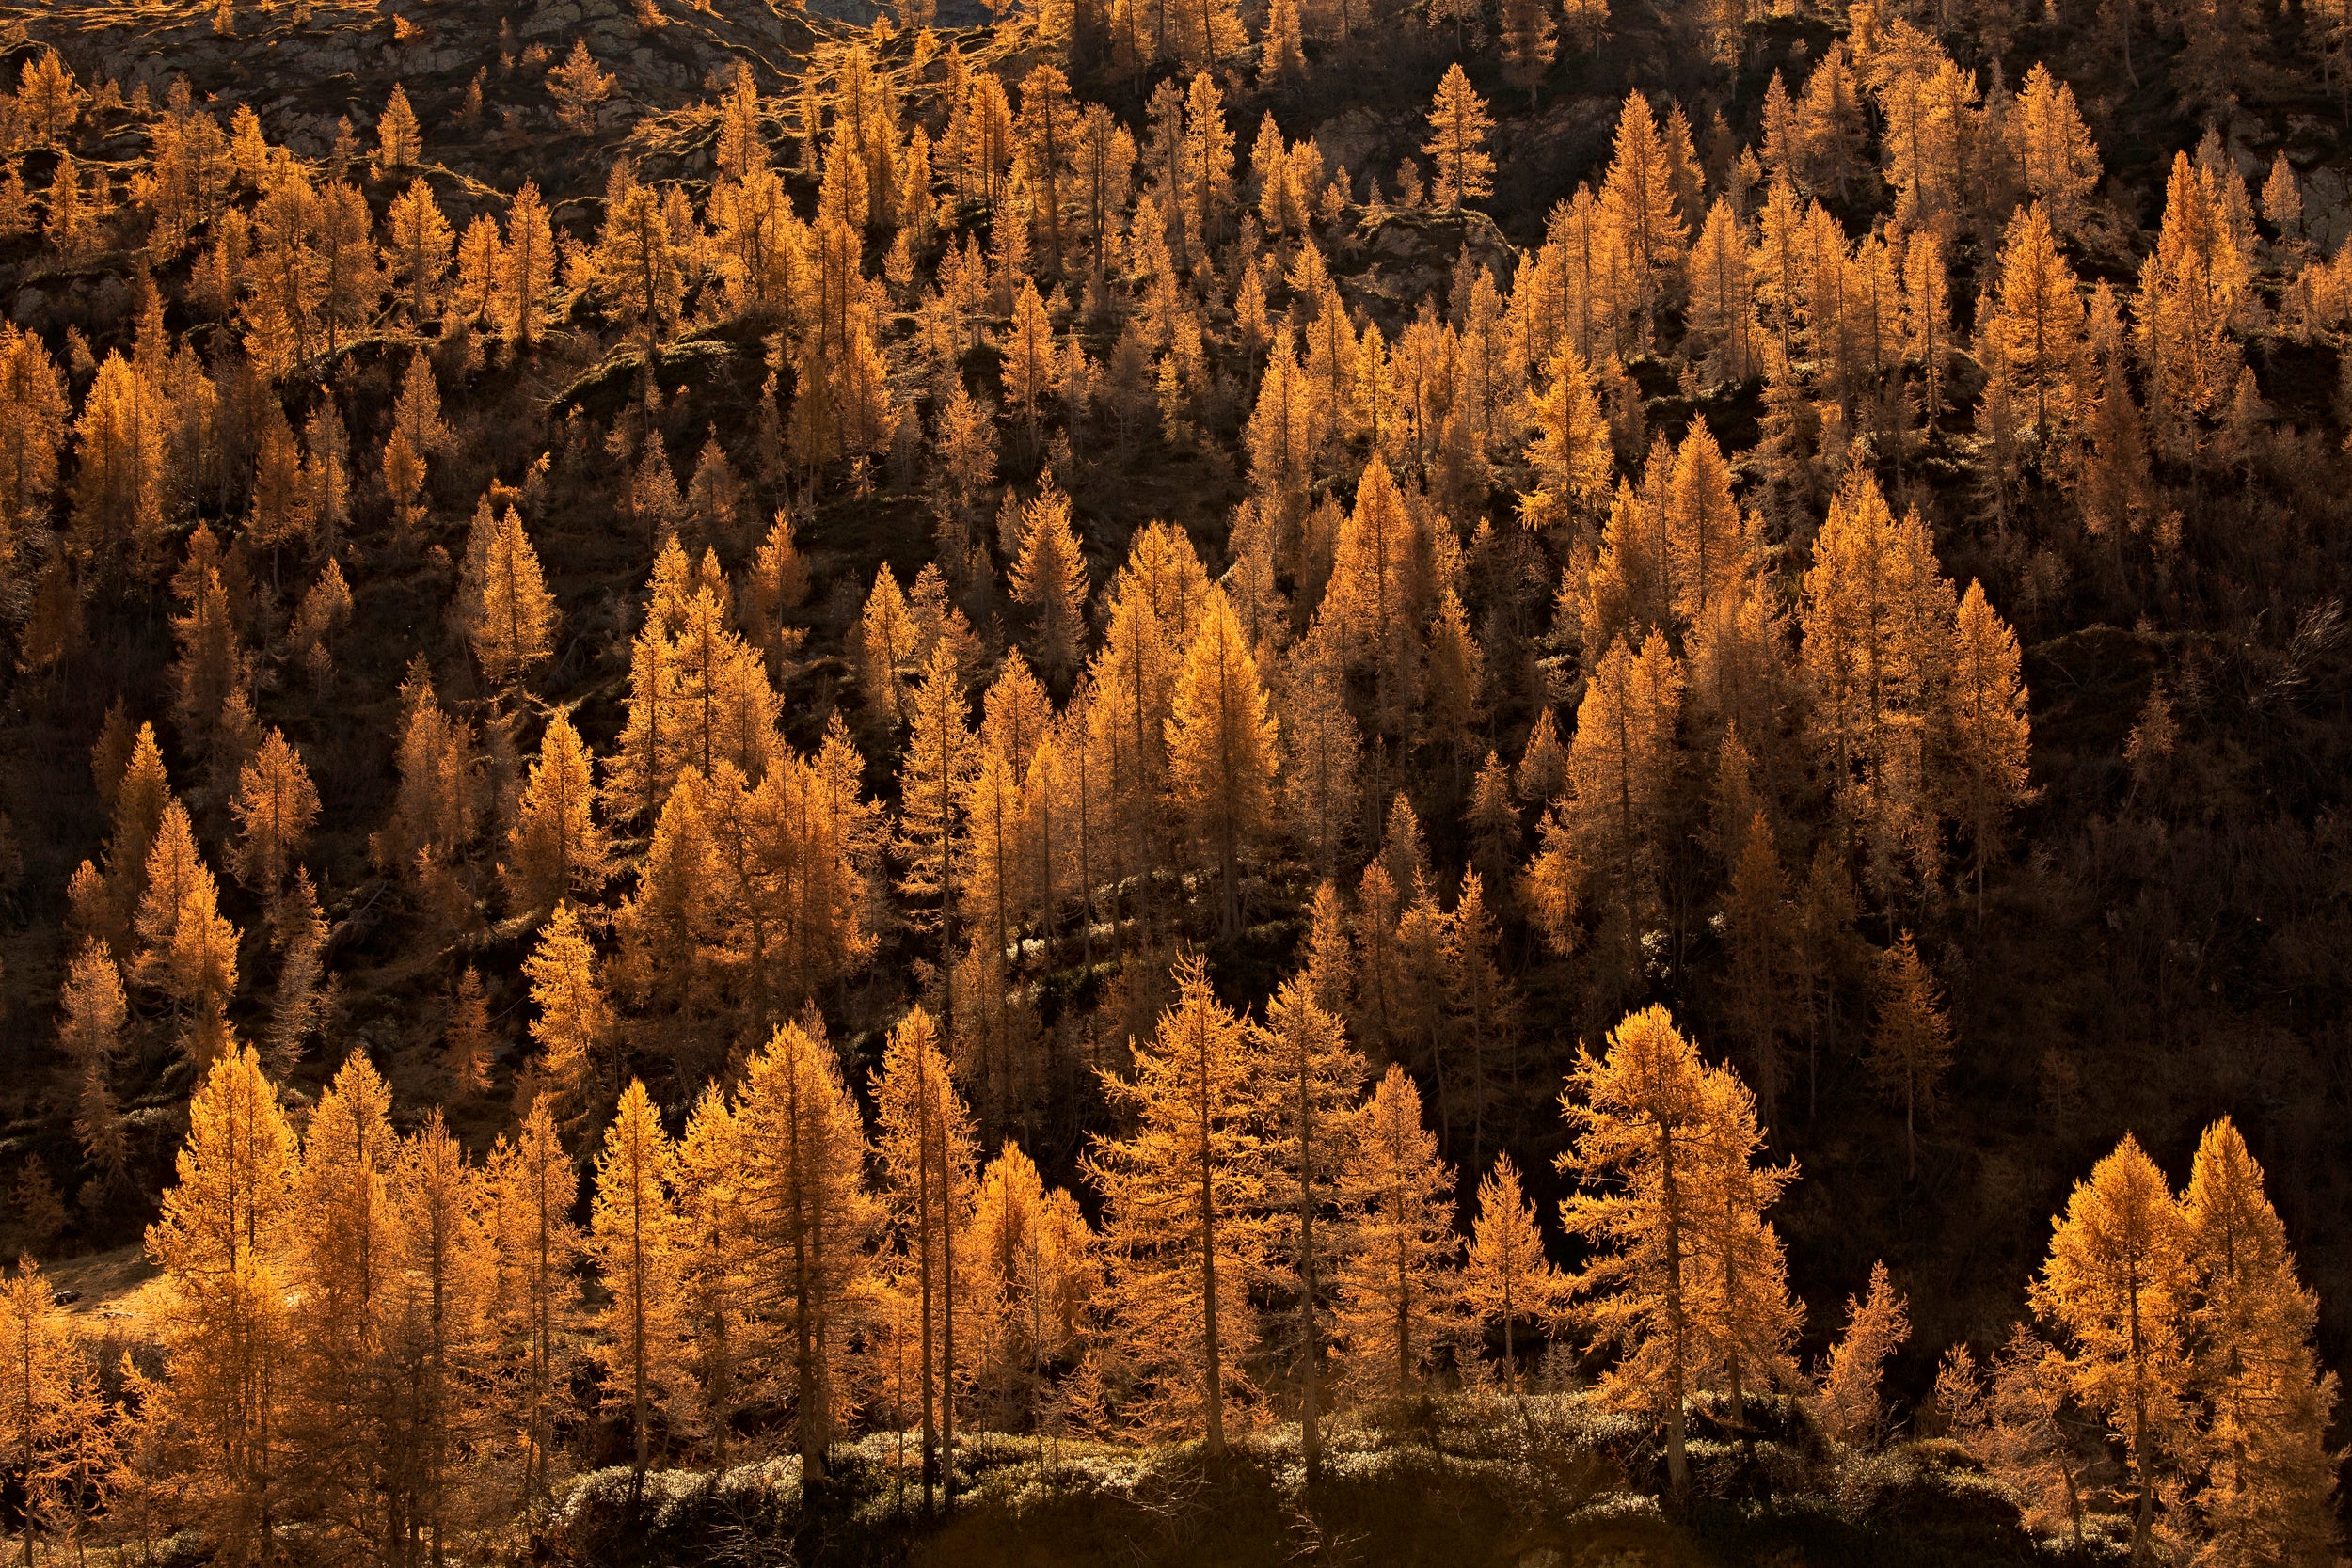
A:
[538,1395,2117,1568]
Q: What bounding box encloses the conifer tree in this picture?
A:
[503,711,612,918]
[283,1052,402,1556]
[70,352,168,578]
[870,1007,979,1506]
[386,178,453,325]
[898,642,978,1029]
[1868,934,1952,1180]
[1009,487,1089,685]
[1518,346,1612,531]
[1499,0,1556,105]
[1556,1006,1716,1495]
[0,1255,80,1568]
[1422,66,1495,214]
[0,324,67,533]
[144,1044,300,1562]
[1167,586,1279,935]
[1799,468,1952,909]
[458,504,560,693]
[489,1096,580,1517]
[1333,1064,1458,1406]
[59,941,130,1193]
[1250,975,1365,1479]
[728,1020,879,1478]
[2030,1132,2191,1555]
[549,38,615,134]
[2177,1117,2344,1564]
[1943,582,2030,918]
[1818,1260,1910,1445]
[1087,955,1265,1452]
[229,728,320,899]
[590,1080,684,1505]
[1462,1153,1562,1396]
[133,800,241,1061]
[523,902,611,1115]
[1560,632,1682,981]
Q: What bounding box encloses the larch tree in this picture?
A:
[488,1096,579,1518]
[2030,1132,2192,1556]
[385,178,453,325]
[1332,1064,1459,1407]
[1937,1327,2092,1546]
[457,503,560,694]
[1518,346,1612,533]
[1558,631,1683,984]
[1166,585,1279,936]
[283,1052,402,1558]
[1687,1049,1803,1428]
[503,710,613,918]
[1942,581,2030,921]
[144,1044,300,1563]
[229,728,320,901]
[58,941,131,1192]
[1249,975,1365,1480]
[590,1080,685,1507]
[1462,1152,1563,1396]
[2176,1118,2343,1564]
[1009,486,1089,686]
[494,182,560,350]
[591,181,685,356]
[523,902,612,1116]
[870,1007,980,1507]
[548,39,616,134]
[1867,933,1953,1180]
[727,1020,879,1479]
[1422,65,1495,214]
[0,1257,83,1568]
[1798,467,1952,911]
[1556,1006,1717,1496]
[1817,1260,1910,1446]
[1086,955,1266,1453]
[133,800,241,1062]
[898,642,978,1035]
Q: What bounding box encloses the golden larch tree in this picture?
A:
[503,710,613,918]
[143,1044,300,1562]
[2029,1132,2191,1556]
[1867,933,1953,1180]
[1166,585,1279,935]
[1085,955,1266,1453]
[590,1080,685,1504]
[870,1006,979,1506]
[1462,1152,1563,1396]
[1332,1063,1459,1407]
[1422,65,1495,213]
[1817,1260,1910,1446]
[2176,1117,2343,1564]
[1249,974,1365,1479]
[1556,1006,1717,1495]
[727,1020,879,1478]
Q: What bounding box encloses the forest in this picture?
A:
[0,0,2346,1556]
